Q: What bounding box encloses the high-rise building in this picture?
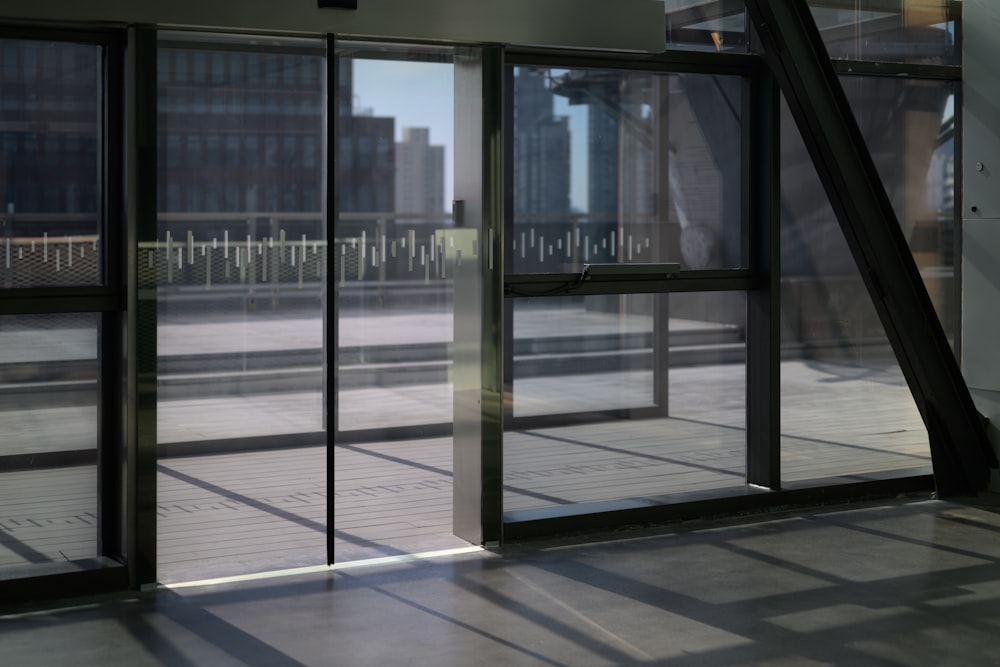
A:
[512,69,570,217]
[394,127,444,217]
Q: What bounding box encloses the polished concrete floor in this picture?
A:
[5,495,1000,666]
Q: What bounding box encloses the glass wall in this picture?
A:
[154,34,327,581]
[0,313,100,569]
[505,292,746,513]
[333,42,472,562]
[0,36,108,578]
[505,63,747,513]
[778,74,955,484]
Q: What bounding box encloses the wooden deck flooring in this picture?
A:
[0,357,931,583]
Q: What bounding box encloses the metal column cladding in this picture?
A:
[744,0,996,495]
[962,1,1000,472]
[453,47,504,545]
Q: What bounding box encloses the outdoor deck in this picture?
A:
[0,359,931,583]
[0,308,933,583]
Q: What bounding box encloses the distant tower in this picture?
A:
[394,127,445,217]
[513,69,570,217]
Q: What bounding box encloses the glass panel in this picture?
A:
[0,313,99,571]
[779,76,943,484]
[510,67,743,274]
[336,44,455,434]
[512,294,659,418]
[807,0,958,65]
[505,292,746,512]
[0,39,102,287]
[842,75,957,338]
[154,35,326,581]
[334,42,471,562]
[665,1,747,53]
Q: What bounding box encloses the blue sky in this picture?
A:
[352,59,588,213]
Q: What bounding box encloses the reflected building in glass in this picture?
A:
[0,40,102,288]
[157,49,325,219]
[512,69,570,220]
[395,127,444,219]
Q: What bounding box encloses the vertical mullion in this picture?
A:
[480,45,505,545]
[326,34,337,565]
[453,45,504,545]
[99,32,126,560]
[652,76,671,417]
[502,64,514,437]
[952,77,963,364]
[746,65,780,489]
[126,26,159,587]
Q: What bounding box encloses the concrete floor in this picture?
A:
[4,496,1000,666]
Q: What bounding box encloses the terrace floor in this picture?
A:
[0,307,932,583]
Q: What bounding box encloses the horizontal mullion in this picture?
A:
[504,271,754,298]
[158,35,325,56]
[0,291,122,315]
[831,59,960,80]
[0,24,123,45]
[505,46,759,76]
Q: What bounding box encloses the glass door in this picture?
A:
[332,41,482,561]
[153,33,328,582]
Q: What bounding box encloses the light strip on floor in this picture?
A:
[162,546,485,590]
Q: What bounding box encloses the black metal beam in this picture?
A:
[744,0,995,495]
[126,26,159,588]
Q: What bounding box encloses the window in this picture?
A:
[509,66,744,274]
[0,34,121,586]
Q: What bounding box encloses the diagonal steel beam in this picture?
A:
[745,0,996,495]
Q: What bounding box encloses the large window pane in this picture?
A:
[334,42,473,563]
[505,292,746,513]
[336,45,455,435]
[154,35,326,581]
[0,313,99,571]
[510,67,743,274]
[0,39,102,287]
[843,75,957,337]
[779,75,947,484]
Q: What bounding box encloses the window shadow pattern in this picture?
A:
[4,499,1000,665]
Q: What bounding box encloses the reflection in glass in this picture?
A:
[336,45,456,434]
[0,313,99,570]
[510,67,743,274]
[0,39,102,287]
[807,0,959,65]
[779,75,950,484]
[664,1,747,53]
[333,42,471,564]
[783,76,957,344]
[155,38,326,446]
[505,292,746,512]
